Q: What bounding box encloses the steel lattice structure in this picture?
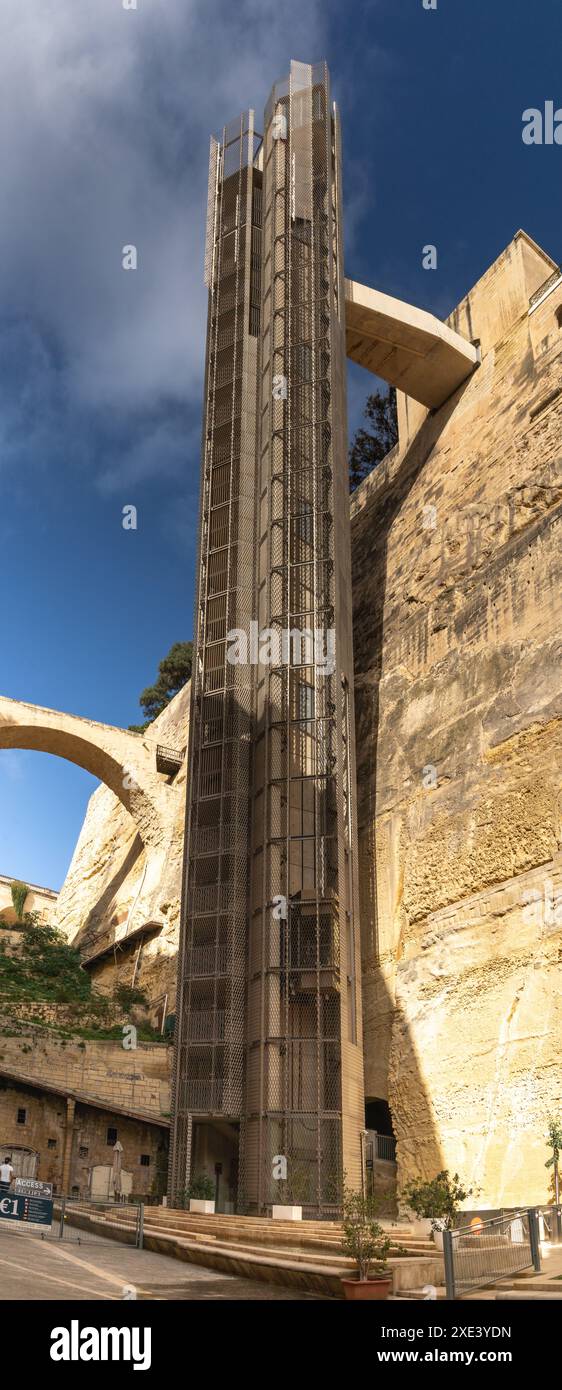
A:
[170,62,364,1217]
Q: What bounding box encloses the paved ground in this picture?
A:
[0,1231,326,1300]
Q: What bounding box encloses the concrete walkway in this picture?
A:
[0,1231,327,1300]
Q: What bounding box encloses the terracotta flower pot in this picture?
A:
[341,1275,392,1301]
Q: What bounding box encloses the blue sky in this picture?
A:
[1,0,561,892]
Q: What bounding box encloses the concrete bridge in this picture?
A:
[0,695,177,852]
[0,696,185,935]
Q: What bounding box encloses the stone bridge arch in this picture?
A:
[0,695,174,853]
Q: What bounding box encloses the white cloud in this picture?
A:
[0,0,327,432]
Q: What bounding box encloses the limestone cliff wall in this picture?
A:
[55,686,189,1016]
[352,232,562,1207]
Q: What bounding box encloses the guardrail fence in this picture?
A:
[538,1203,562,1245]
[444,1208,541,1299]
[47,1197,144,1248]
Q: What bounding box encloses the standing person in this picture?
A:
[0,1158,14,1193]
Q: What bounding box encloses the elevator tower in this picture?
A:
[170,61,364,1217]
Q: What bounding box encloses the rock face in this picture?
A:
[55,686,189,1018]
[351,231,562,1207]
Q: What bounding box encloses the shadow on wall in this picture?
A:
[70,832,145,955]
[351,383,473,1194]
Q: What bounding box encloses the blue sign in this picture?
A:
[0,1194,53,1227]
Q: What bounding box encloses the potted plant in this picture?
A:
[403,1170,476,1249]
[271,1162,311,1220]
[183,1174,216,1215]
[340,1187,394,1300]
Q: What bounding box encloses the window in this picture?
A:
[106,1127,117,1146]
[47,1138,57,1150]
[17,1108,26,1125]
[140,1154,150,1167]
[79,1145,89,1158]
[556,305,562,329]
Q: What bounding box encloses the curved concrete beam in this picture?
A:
[0,695,172,851]
[345,278,480,409]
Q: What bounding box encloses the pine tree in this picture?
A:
[349,387,398,493]
[129,641,192,732]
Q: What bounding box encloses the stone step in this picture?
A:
[154,1230,357,1271]
[138,1217,436,1273]
[143,1210,435,1257]
[60,1206,444,1299]
[494,1289,562,1299]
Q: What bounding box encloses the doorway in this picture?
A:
[191,1121,239,1213]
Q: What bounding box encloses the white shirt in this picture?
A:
[0,1164,14,1184]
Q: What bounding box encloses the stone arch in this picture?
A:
[0,695,170,851]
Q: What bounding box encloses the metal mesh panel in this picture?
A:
[169,111,262,1203]
[171,64,364,1215]
[204,136,220,288]
[242,61,363,1217]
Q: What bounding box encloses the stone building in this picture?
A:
[0,875,58,925]
[0,1029,170,1198]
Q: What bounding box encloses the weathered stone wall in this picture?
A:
[352,231,562,1207]
[0,1019,170,1118]
[55,685,189,1015]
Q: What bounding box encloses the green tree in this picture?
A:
[129,641,192,732]
[10,881,29,922]
[349,386,398,493]
[341,1184,393,1282]
[545,1117,562,1205]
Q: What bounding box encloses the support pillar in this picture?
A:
[61,1096,75,1196]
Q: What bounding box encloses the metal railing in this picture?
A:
[444,1208,541,1299]
[156,744,183,776]
[538,1204,562,1244]
[42,1198,144,1248]
[364,1131,397,1197]
[371,1132,397,1164]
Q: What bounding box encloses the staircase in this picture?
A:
[135,1208,443,1297]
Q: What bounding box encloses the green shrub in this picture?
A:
[0,921,91,1004]
[178,1174,215,1206]
[113,983,148,1011]
[403,1170,476,1231]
